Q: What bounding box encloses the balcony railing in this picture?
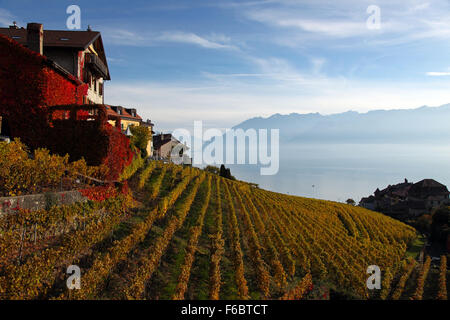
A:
[85,53,109,79]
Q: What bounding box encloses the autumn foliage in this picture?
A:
[0,34,87,149]
[0,139,104,196]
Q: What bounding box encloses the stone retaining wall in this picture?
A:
[0,190,87,215]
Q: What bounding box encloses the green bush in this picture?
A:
[204,165,220,175]
[130,126,150,158]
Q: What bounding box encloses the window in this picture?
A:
[93,79,97,92]
[83,70,91,85]
[99,83,103,96]
[0,116,11,136]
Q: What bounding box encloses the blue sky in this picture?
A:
[2,0,450,131]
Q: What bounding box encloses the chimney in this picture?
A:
[9,21,18,29]
[27,23,43,55]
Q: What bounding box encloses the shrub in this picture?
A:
[0,139,103,196]
[79,184,118,202]
[219,164,235,180]
[130,126,151,158]
[204,165,220,175]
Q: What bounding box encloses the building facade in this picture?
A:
[153,133,189,163]
[140,119,155,156]
[105,105,142,130]
[359,179,450,218]
[0,22,110,104]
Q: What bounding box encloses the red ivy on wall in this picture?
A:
[102,123,134,180]
[0,34,84,149]
[46,104,134,180]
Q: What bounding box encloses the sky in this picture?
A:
[2,0,450,131]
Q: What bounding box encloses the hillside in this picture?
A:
[2,162,445,300]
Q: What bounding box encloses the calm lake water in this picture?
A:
[226,143,450,203]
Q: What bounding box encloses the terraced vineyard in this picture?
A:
[0,162,447,300]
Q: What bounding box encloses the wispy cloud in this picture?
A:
[102,27,239,50]
[239,0,450,47]
[103,29,148,46]
[408,2,430,12]
[0,8,16,27]
[247,10,377,38]
[213,0,275,9]
[156,31,238,50]
[426,71,450,76]
[311,58,326,75]
[203,56,321,87]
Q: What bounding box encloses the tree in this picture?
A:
[416,214,432,234]
[204,165,220,175]
[346,199,356,206]
[130,126,150,158]
[430,206,449,245]
[219,164,235,180]
[219,164,227,177]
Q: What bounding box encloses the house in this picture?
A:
[105,105,142,131]
[0,22,110,104]
[359,178,450,219]
[359,195,376,211]
[153,133,189,163]
[0,21,153,174]
[408,179,450,215]
[0,22,111,148]
[105,105,154,156]
[140,119,155,156]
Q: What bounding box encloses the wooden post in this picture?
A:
[17,226,27,264]
[34,224,37,245]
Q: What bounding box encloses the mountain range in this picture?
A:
[233,104,450,144]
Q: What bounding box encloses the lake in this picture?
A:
[226,143,450,203]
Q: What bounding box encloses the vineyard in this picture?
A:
[0,161,448,300]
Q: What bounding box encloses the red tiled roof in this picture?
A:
[0,27,100,49]
[105,105,143,121]
[104,105,119,117]
[0,25,111,80]
[123,109,142,121]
